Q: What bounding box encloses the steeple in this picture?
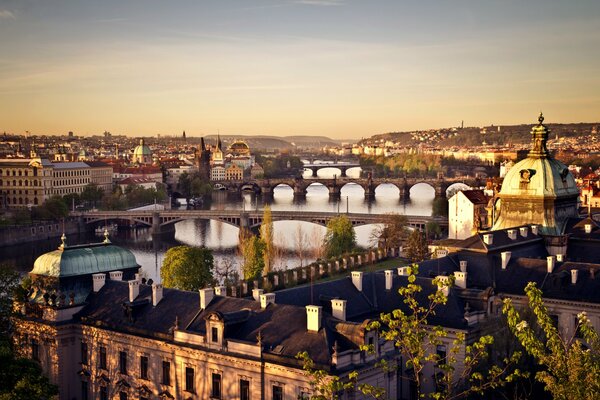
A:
[528,112,550,158]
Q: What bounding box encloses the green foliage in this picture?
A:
[0,265,20,337]
[432,197,448,217]
[370,213,408,250]
[161,246,215,291]
[323,215,356,258]
[360,153,442,178]
[254,154,303,178]
[31,196,68,220]
[260,206,274,275]
[425,222,442,240]
[101,184,167,210]
[503,282,600,400]
[178,172,192,199]
[405,229,430,263]
[80,183,104,206]
[0,344,58,400]
[239,230,265,281]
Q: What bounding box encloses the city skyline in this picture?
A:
[1,0,599,138]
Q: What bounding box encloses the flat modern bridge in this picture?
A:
[76,210,447,237]
[214,176,482,198]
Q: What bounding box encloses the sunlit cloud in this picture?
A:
[0,10,15,19]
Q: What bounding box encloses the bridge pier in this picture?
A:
[340,167,347,178]
[293,186,307,198]
[328,185,341,199]
[151,213,176,240]
[311,168,318,178]
[399,185,410,200]
[364,185,376,199]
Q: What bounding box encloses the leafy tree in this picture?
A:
[370,213,408,251]
[432,197,449,217]
[503,282,600,400]
[239,229,265,281]
[425,221,442,240]
[161,246,215,291]
[80,183,104,207]
[62,192,81,211]
[323,215,356,258]
[260,206,274,275]
[0,265,19,337]
[190,176,212,197]
[405,229,430,263]
[31,196,68,220]
[178,172,192,200]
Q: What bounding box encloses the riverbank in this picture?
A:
[0,219,83,248]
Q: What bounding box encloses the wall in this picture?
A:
[0,219,82,248]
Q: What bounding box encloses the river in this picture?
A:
[2,165,439,282]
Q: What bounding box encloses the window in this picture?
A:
[140,355,148,380]
[185,367,194,393]
[436,345,447,365]
[119,351,127,374]
[81,381,88,400]
[211,373,222,399]
[162,361,171,385]
[212,326,219,343]
[119,392,128,400]
[81,341,88,365]
[99,346,107,370]
[31,339,39,361]
[240,379,250,400]
[99,386,108,400]
[272,385,283,400]
[550,314,559,329]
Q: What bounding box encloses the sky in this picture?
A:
[0,0,599,139]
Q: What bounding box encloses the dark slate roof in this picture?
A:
[564,217,600,240]
[461,190,488,205]
[450,226,543,253]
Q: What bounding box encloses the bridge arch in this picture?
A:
[446,182,472,198]
[408,182,436,199]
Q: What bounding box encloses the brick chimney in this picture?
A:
[109,271,123,281]
[128,279,140,302]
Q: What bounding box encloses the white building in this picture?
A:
[448,189,488,240]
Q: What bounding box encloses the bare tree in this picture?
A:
[308,226,325,261]
[214,257,239,286]
[295,224,308,268]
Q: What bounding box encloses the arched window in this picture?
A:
[6,197,9,204]
[25,180,28,186]
[18,198,23,204]
[18,180,22,186]
[18,170,21,176]
[13,197,16,204]
[12,180,16,186]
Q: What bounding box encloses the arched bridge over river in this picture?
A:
[76,210,447,237]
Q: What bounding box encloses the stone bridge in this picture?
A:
[216,176,482,199]
[76,209,447,237]
[302,162,361,177]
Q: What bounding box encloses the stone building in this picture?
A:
[448,189,489,240]
[84,161,113,194]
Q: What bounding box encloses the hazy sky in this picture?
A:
[1,0,599,139]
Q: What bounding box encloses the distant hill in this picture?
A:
[204,134,346,151]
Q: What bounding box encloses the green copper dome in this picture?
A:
[31,242,139,278]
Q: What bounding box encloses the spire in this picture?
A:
[103,227,111,244]
[59,233,67,250]
[528,112,550,158]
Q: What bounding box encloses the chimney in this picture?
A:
[331,299,347,321]
[571,269,579,285]
[547,256,556,273]
[507,229,517,240]
[585,223,592,234]
[455,271,467,289]
[501,251,511,270]
[199,288,214,309]
[306,305,322,332]
[519,227,528,238]
[384,270,394,290]
[92,273,106,292]
[152,283,163,306]
[436,276,451,297]
[483,233,493,245]
[531,225,539,235]
[214,286,226,296]
[459,260,467,273]
[252,288,264,302]
[109,271,123,281]
[260,293,275,309]
[351,271,363,292]
[397,266,410,276]
[128,279,140,302]
[134,273,141,281]
[556,254,564,262]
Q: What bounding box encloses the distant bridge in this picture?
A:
[76,209,447,236]
[213,176,482,198]
[302,161,361,177]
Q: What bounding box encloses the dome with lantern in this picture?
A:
[132,138,152,164]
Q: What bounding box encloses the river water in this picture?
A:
[3,165,438,282]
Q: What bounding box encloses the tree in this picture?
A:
[62,192,81,211]
[503,282,600,400]
[260,206,275,275]
[405,229,430,263]
[294,225,308,268]
[425,221,442,240]
[31,196,68,220]
[323,215,356,258]
[0,264,20,337]
[178,172,192,200]
[370,213,408,251]
[432,197,449,217]
[161,246,214,291]
[80,183,104,207]
[239,232,265,281]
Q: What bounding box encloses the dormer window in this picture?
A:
[211,327,219,343]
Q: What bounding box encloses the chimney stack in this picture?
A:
[519,227,528,238]
[109,271,123,281]
[436,276,451,297]
[397,266,410,276]
[152,283,163,306]
[128,279,140,302]
[585,223,593,234]
[306,305,322,332]
[556,254,564,262]
[547,256,556,273]
[214,286,226,296]
[507,229,517,240]
[531,225,539,235]
[92,273,106,292]
[501,251,511,270]
[199,288,214,309]
[455,271,467,289]
[331,299,346,321]
[260,293,275,309]
[483,233,493,245]
[252,288,264,302]
[384,270,394,290]
[459,260,467,273]
[571,269,579,285]
[351,271,363,292]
